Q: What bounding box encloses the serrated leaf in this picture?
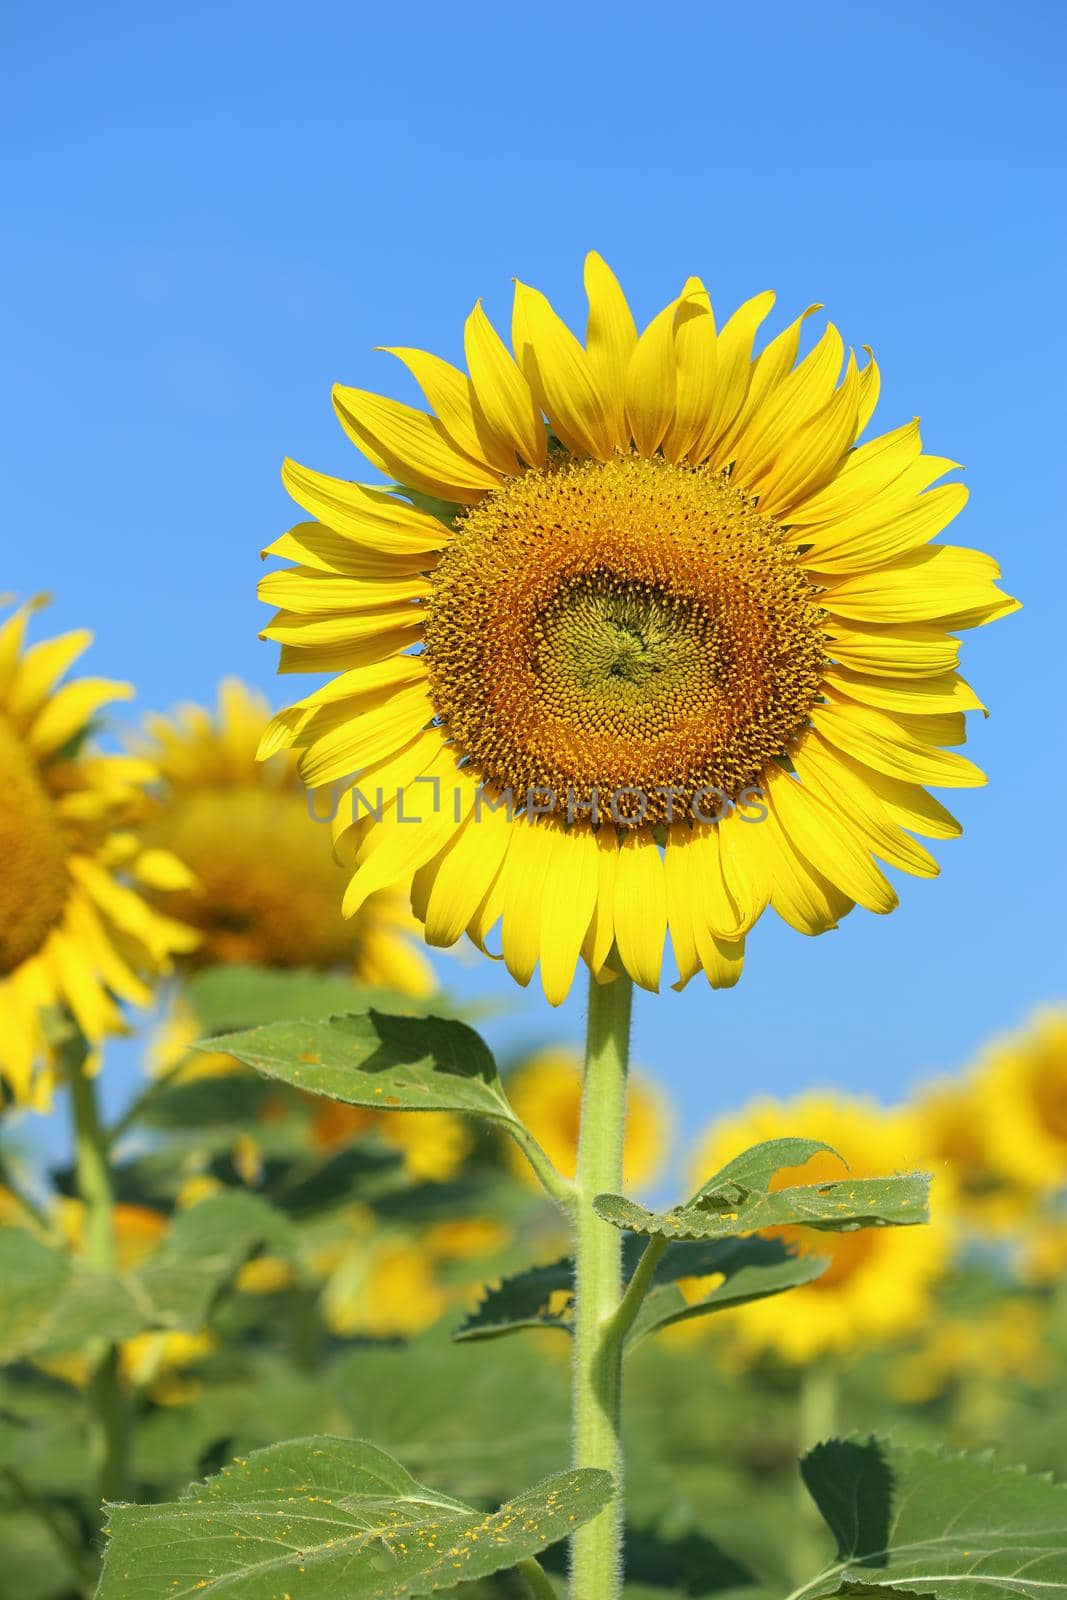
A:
[205,1011,521,1129]
[794,1436,1067,1599]
[453,1259,573,1342]
[97,1435,612,1599]
[595,1136,930,1242]
[454,1235,828,1349]
[626,1235,830,1349]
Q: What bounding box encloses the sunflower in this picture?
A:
[911,1074,1034,1234]
[503,1046,670,1192]
[687,1093,947,1364]
[974,1009,1067,1195]
[0,600,197,1107]
[136,676,434,993]
[258,257,1016,1004]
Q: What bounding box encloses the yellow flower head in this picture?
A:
[688,1092,947,1365]
[0,600,197,1106]
[135,677,434,992]
[911,1073,1035,1234]
[504,1046,670,1191]
[974,1009,1067,1194]
[259,256,1016,1004]
[321,1235,448,1340]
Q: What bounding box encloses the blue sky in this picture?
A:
[4,1,1065,1180]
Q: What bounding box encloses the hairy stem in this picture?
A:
[61,1037,129,1510]
[569,972,633,1600]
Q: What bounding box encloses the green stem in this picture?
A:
[569,972,633,1600]
[505,1122,576,1212]
[516,1554,560,1599]
[792,1360,838,1584]
[61,1037,129,1510]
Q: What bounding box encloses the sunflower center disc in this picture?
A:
[423,453,827,825]
[0,716,70,973]
[143,786,357,969]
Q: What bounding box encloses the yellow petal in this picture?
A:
[821,544,1011,624]
[826,618,962,679]
[759,804,853,935]
[783,422,953,528]
[9,630,92,719]
[689,290,775,466]
[730,322,845,490]
[801,483,968,572]
[260,607,422,649]
[811,699,986,788]
[263,521,433,579]
[342,750,474,918]
[612,831,667,991]
[28,678,132,756]
[499,815,554,988]
[421,800,514,948]
[764,766,897,914]
[792,734,939,878]
[539,820,599,1005]
[661,279,718,464]
[625,297,679,458]
[464,300,547,468]
[583,252,638,451]
[380,344,519,477]
[716,303,823,466]
[296,681,434,788]
[512,279,613,459]
[581,828,621,976]
[333,385,502,503]
[132,849,199,892]
[823,665,985,716]
[257,566,428,615]
[282,459,448,552]
[753,352,862,517]
[276,626,420,677]
[856,348,880,434]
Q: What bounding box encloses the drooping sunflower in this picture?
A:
[136,677,434,994]
[0,601,197,1107]
[687,1093,947,1364]
[503,1046,670,1192]
[259,256,1017,1003]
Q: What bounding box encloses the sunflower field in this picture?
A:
[5,5,1066,1592]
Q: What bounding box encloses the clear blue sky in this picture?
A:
[4,1,1065,1178]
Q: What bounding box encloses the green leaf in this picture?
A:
[626,1236,830,1349]
[135,1191,298,1327]
[7,1194,297,1359]
[453,1259,573,1342]
[454,1235,827,1349]
[0,1232,70,1363]
[595,1137,930,1242]
[185,964,453,1035]
[693,1138,838,1197]
[796,1436,1067,1598]
[205,1011,521,1128]
[97,1435,613,1599]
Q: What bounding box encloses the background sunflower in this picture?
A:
[0,601,197,1107]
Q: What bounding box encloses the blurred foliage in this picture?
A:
[1,978,1066,1597]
